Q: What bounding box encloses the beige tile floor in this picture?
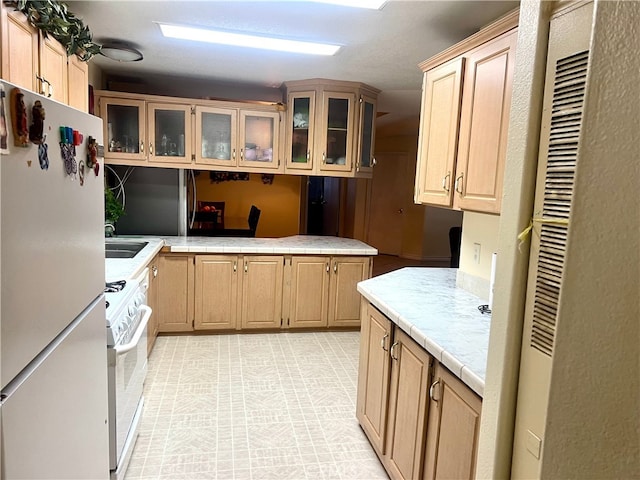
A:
[125,332,388,480]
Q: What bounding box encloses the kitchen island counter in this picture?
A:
[357,267,490,396]
[106,235,377,282]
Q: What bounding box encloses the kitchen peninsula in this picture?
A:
[105,235,377,351]
[356,268,489,479]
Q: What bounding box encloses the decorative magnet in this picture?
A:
[9,88,28,147]
[29,101,46,144]
[86,136,100,176]
[38,137,49,170]
[79,160,85,186]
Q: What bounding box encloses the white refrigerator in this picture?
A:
[0,81,109,479]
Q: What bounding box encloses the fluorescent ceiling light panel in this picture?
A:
[311,0,386,9]
[158,23,341,56]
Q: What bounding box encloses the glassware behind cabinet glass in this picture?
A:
[107,104,140,153]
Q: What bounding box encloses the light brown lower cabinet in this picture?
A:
[287,255,370,329]
[288,256,331,328]
[357,300,482,480]
[356,301,393,454]
[156,253,194,332]
[157,253,370,333]
[328,257,370,327]
[146,254,160,355]
[241,255,284,329]
[422,363,482,480]
[194,255,240,330]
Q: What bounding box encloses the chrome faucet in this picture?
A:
[105,223,115,237]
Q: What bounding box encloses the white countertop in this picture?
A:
[357,268,490,397]
[163,235,378,255]
[105,235,377,282]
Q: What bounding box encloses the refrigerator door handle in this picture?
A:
[114,306,151,355]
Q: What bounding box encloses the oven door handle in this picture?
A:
[114,305,152,355]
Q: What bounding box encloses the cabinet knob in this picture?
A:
[232,148,236,160]
[240,148,244,161]
[244,261,248,273]
[307,150,311,161]
[149,142,153,155]
[152,265,158,277]
[380,333,389,351]
[372,157,377,167]
[140,141,144,153]
[429,379,441,401]
[233,261,237,273]
[326,262,330,273]
[333,262,337,273]
[322,152,326,164]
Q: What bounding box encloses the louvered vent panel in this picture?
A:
[531,50,589,357]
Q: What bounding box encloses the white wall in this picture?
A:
[457,211,500,298]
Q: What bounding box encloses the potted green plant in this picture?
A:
[104,187,124,236]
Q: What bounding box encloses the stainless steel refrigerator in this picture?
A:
[0,81,109,479]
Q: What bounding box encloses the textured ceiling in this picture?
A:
[70,0,518,134]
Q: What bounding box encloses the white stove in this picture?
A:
[105,279,143,347]
[104,269,151,480]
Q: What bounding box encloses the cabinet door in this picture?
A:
[67,54,88,112]
[328,256,369,327]
[241,255,283,329]
[423,364,482,480]
[146,259,159,356]
[239,109,281,170]
[454,30,517,213]
[318,91,356,173]
[100,97,147,162]
[148,102,192,164]
[195,105,238,167]
[356,94,377,175]
[285,91,315,171]
[385,328,432,480]
[356,302,393,456]
[1,6,39,92]
[288,256,330,328]
[194,255,239,331]
[39,34,68,103]
[157,254,194,332]
[414,58,464,207]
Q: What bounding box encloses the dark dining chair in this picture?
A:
[217,205,261,237]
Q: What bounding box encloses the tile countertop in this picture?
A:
[357,268,490,397]
[105,235,377,282]
[163,235,378,255]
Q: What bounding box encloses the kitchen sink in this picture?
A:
[105,241,148,259]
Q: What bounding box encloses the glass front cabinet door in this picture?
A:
[101,98,146,162]
[286,91,315,171]
[239,110,281,170]
[318,92,355,173]
[147,103,192,164]
[195,106,238,167]
[357,94,377,174]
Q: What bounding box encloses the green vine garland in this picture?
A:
[6,0,101,61]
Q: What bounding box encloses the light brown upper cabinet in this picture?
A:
[97,90,284,171]
[1,4,88,110]
[283,79,379,178]
[414,11,518,214]
[147,102,192,165]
